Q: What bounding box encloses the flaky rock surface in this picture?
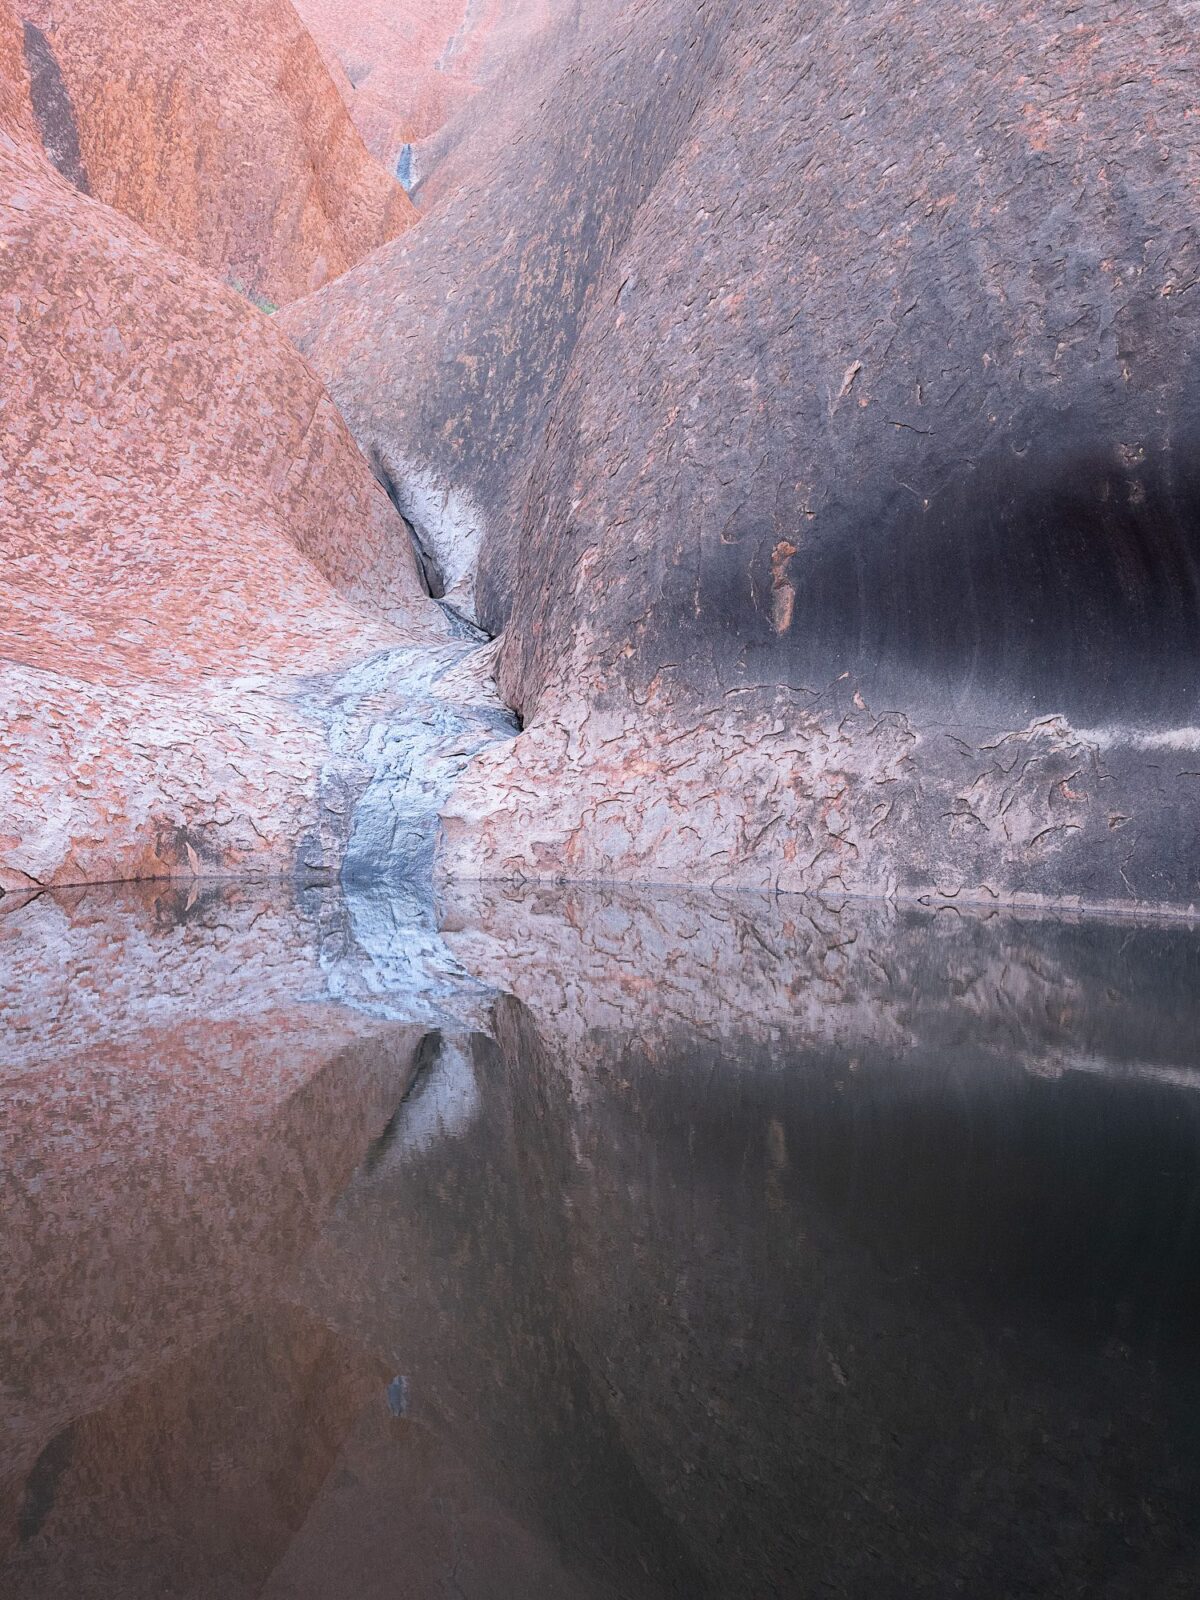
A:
[285,0,1200,911]
[3,0,1200,909]
[0,8,512,891]
[20,0,413,303]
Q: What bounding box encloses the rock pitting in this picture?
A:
[0,1,512,891]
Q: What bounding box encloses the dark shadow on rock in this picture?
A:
[21,21,90,192]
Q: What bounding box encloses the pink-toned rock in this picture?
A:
[9,0,1200,910]
[295,0,481,156]
[0,2,32,139]
[20,0,414,304]
[0,11,509,892]
[286,0,1200,913]
[290,0,559,188]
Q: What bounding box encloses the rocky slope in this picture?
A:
[290,0,562,193]
[3,0,1200,911]
[19,0,413,304]
[0,2,512,891]
[284,0,1200,913]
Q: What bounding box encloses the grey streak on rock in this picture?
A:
[21,21,90,193]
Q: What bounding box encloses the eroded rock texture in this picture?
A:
[285,0,1200,911]
[19,0,413,304]
[0,16,513,892]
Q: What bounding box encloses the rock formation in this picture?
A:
[284,0,1200,913]
[19,0,413,304]
[290,0,562,196]
[0,1,32,138]
[3,0,1200,911]
[0,5,511,891]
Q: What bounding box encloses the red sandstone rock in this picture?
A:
[0,2,32,140]
[0,9,510,892]
[295,0,481,159]
[7,0,1200,908]
[20,0,414,304]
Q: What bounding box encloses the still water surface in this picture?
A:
[3,882,1200,1598]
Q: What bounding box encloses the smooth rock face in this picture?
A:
[0,18,513,892]
[284,0,1200,911]
[19,0,414,304]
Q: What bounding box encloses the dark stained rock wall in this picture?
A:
[282,0,737,620]
[284,0,1200,910]
[19,22,88,191]
[487,0,1200,732]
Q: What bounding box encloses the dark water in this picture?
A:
[3,882,1200,1598]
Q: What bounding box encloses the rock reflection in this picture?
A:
[2,883,1200,1596]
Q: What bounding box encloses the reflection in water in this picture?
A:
[2,883,1200,1597]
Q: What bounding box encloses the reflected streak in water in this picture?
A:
[2,882,1200,1597]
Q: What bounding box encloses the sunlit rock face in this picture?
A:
[0,11,515,892]
[4,881,1200,1598]
[285,0,1200,911]
[18,0,413,306]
